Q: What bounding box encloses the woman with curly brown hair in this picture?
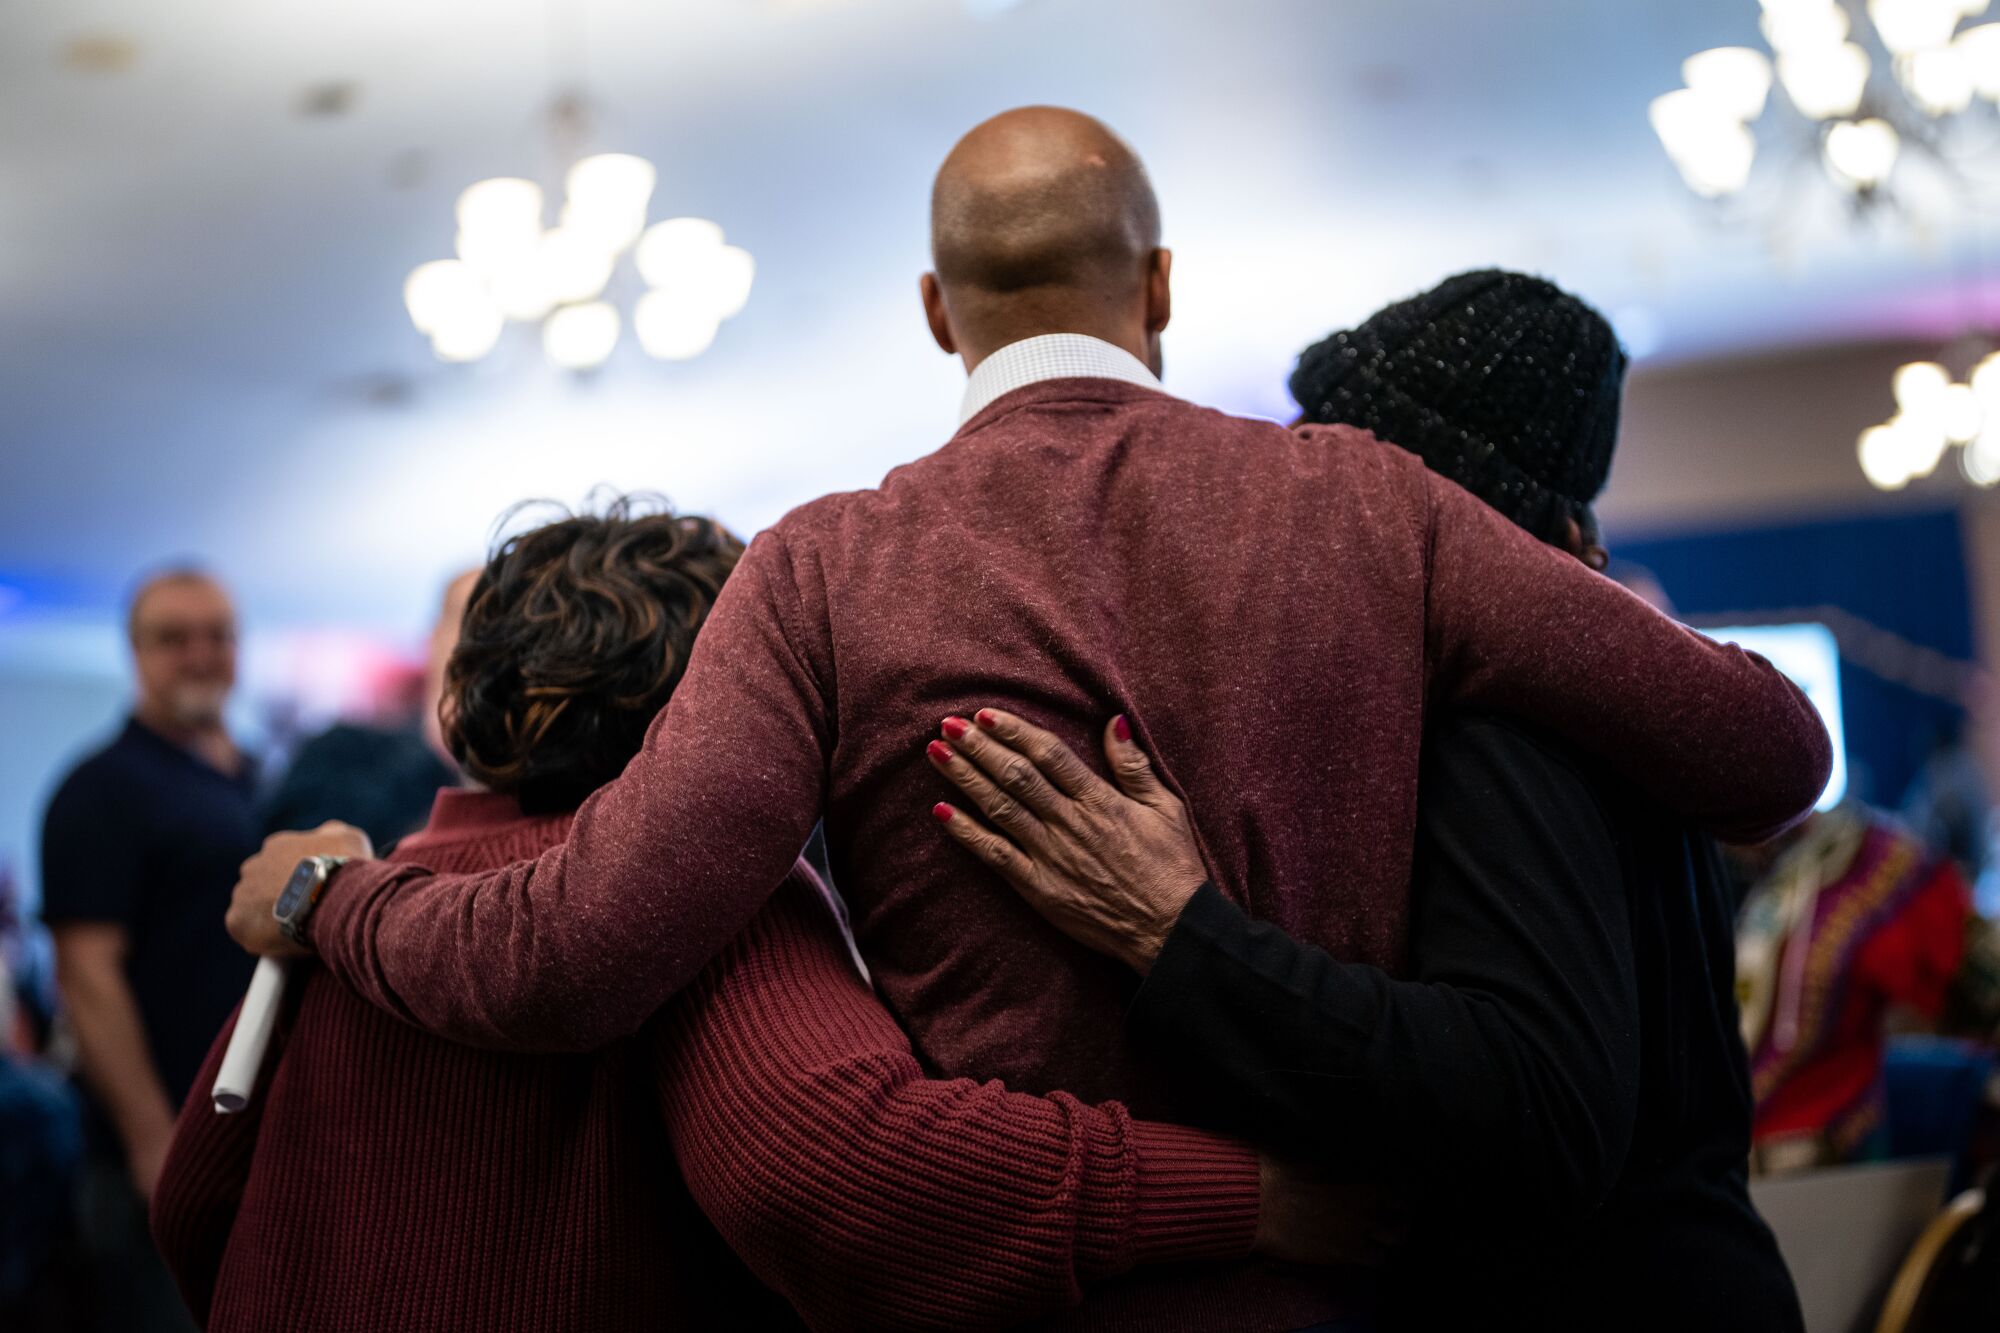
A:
[148,498,1318,1333]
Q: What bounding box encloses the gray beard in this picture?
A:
[166,684,229,729]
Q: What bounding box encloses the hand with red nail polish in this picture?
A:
[921,708,1205,974]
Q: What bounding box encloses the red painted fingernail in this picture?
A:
[927,740,955,763]
[976,709,1000,730]
[931,803,954,823]
[1114,715,1132,742]
[942,717,970,740]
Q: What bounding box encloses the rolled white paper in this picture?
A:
[212,956,289,1113]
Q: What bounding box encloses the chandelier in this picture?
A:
[1652,1,2000,493]
[402,140,753,371]
[1856,351,2000,487]
[1651,0,2000,207]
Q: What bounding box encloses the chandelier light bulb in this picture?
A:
[1964,430,2000,485]
[429,297,505,363]
[1780,42,1873,119]
[455,178,544,245]
[1761,2,1853,55]
[1823,117,1902,189]
[634,290,722,360]
[1685,47,1777,121]
[1650,90,1757,196]
[1903,43,1977,111]
[636,217,728,286]
[705,245,757,319]
[1956,23,2000,97]
[1902,415,1953,478]
[1859,423,1916,489]
[566,154,657,216]
[1894,360,1953,409]
[1870,0,1967,54]
[535,227,617,305]
[1939,382,1985,442]
[559,199,649,258]
[405,260,487,334]
[1970,351,2000,405]
[456,226,542,282]
[542,301,621,370]
[488,260,558,324]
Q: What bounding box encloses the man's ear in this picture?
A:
[1145,248,1172,335]
[920,273,957,355]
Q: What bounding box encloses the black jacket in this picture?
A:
[1127,713,1802,1331]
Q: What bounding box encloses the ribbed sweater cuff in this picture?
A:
[1086,1118,1260,1274]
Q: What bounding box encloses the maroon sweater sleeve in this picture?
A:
[310,530,832,1052]
[150,1003,270,1328]
[1416,467,1833,843]
[655,869,1260,1332]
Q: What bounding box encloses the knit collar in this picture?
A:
[401,788,571,844]
[958,334,1165,425]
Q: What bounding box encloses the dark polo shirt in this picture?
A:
[41,718,260,1115]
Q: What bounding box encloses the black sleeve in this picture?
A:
[1125,715,1641,1222]
[40,763,144,926]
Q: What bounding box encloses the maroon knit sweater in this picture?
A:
[311,380,1833,1330]
[153,791,1259,1333]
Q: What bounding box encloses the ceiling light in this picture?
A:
[1780,42,1873,119]
[404,260,486,334]
[1964,430,2000,484]
[1902,44,1976,111]
[1650,90,1758,196]
[1870,0,1967,54]
[1761,2,1852,54]
[430,298,505,363]
[1859,422,1917,489]
[455,178,543,244]
[636,218,728,286]
[535,227,616,305]
[1824,118,1902,189]
[406,143,750,367]
[1956,23,2000,95]
[1685,47,1777,120]
[634,291,722,360]
[542,301,620,370]
[1940,382,1985,442]
[1895,360,1953,408]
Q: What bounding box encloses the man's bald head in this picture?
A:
[923,108,1171,373]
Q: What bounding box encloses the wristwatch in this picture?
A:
[273,855,348,948]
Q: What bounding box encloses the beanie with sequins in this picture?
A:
[1288,269,1628,549]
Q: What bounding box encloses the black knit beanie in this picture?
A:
[1288,270,1628,549]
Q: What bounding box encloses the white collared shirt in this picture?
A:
[957,333,1165,425]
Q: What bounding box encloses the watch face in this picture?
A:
[274,859,319,923]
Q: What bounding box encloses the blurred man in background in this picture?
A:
[40,566,259,1333]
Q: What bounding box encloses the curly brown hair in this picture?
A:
[442,497,743,814]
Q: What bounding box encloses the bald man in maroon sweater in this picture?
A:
[231,108,1831,1330]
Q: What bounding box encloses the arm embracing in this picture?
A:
[655,868,1260,1332]
[1421,469,1830,843]
[311,530,834,1051]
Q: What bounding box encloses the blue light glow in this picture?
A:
[1701,622,1848,812]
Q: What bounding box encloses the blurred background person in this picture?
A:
[0,861,83,1333]
[40,567,258,1333]
[1735,803,1973,1172]
[259,568,476,854]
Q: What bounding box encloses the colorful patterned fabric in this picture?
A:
[1739,807,1971,1167]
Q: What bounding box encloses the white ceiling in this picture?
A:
[3,0,1994,642]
